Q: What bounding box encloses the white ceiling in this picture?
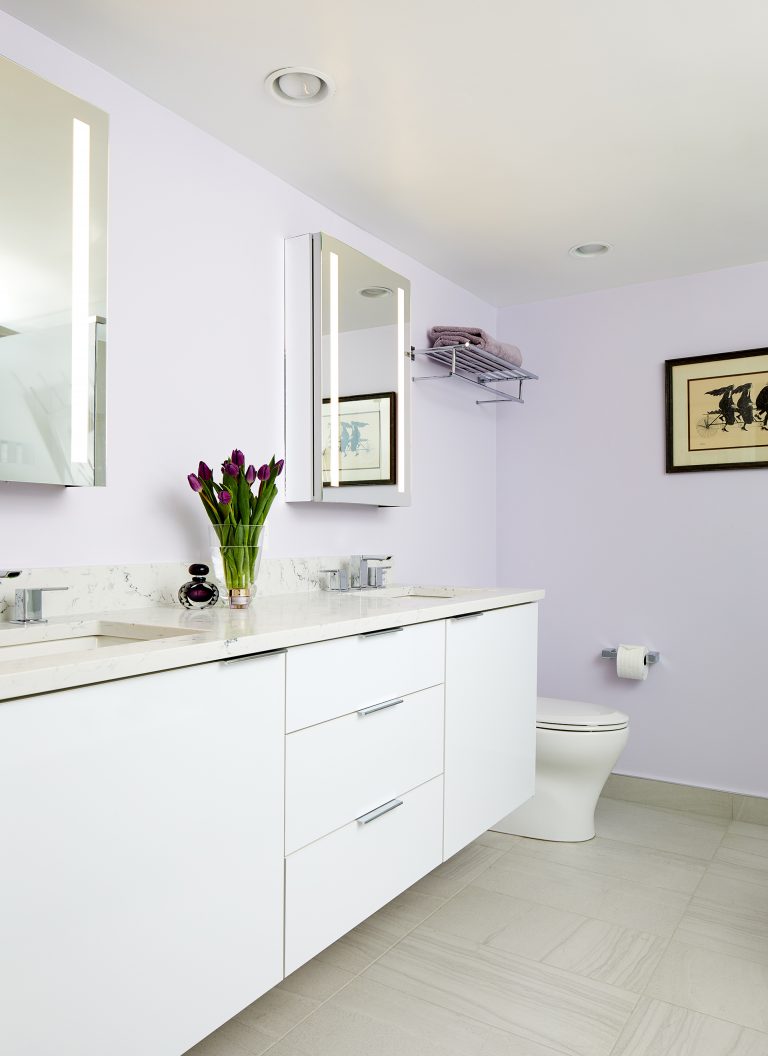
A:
[5,0,768,306]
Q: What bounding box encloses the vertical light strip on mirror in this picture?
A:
[329,251,340,487]
[396,287,405,492]
[70,117,91,464]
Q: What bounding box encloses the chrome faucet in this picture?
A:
[12,586,69,624]
[350,555,392,590]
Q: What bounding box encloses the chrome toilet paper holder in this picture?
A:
[601,648,660,665]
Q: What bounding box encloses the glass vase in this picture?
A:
[208,523,266,609]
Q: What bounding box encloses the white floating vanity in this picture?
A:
[0,586,541,1056]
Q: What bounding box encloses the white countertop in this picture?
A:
[0,586,544,703]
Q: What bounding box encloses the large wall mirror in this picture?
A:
[0,56,108,486]
[285,233,411,506]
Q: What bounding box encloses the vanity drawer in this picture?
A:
[284,775,443,974]
[286,620,445,732]
[285,684,444,854]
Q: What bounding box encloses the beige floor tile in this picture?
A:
[184,1026,268,1056]
[676,871,768,966]
[645,940,768,1033]
[277,959,356,1002]
[602,777,734,819]
[594,799,728,859]
[233,988,318,1043]
[715,833,768,878]
[266,985,567,1056]
[426,884,584,959]
[513,833,707,894]
[475,828,524,851]
[314,888,446,975]
[367,925,638,1056]
[730,820,768,842]
[733,796,768,827]
[542,918,668,992]
[411,840,504,899]
[473,846,691,937]
[612,996,768,1056]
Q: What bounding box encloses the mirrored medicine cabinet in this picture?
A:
[0,56,108,486]
[285,232,411,506]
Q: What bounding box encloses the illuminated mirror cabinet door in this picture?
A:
[285,233,411,507]
[0,57,108,487]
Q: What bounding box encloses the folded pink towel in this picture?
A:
[428,325,522,367]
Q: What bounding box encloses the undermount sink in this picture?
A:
[0,621,193,666]
[357,585,483,600]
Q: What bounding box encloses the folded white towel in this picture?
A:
[428,325,522,367]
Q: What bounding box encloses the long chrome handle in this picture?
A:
[221,648,286,664]
[357,698,402,717]
[359,626,404,639]
[356,798,404,825]
[451,611,485,621]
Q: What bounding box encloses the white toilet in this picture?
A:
[493,697,629,842]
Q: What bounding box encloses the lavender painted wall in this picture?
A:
[498,263,768,796]
[0,11,498,587]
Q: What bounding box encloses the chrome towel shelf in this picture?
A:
[410,343,539,405]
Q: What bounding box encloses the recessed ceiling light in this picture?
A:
[359,286,392,298]
[569,243,612,258]
[265,67,335,106]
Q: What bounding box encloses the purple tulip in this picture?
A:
[257,464,270,482]
[231,449,245,468]
[275,458,285,476]
[222,460,239,477]
[245,464,257,485]
[197,461,212,481]
[218,490,232,505]
[187,473,202,492]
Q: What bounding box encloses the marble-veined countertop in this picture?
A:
[0,586,544,703]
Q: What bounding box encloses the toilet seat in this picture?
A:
[536,696,629,733]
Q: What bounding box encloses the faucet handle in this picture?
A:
[320,569,349,592]
[368,565,391,589]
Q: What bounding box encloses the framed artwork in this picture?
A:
[322,392,396,486]
[665,347,768,473]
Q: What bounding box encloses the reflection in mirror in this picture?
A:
[317,234,410,505]
[0,57,108,486]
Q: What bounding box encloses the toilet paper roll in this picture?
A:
[616,644,648,681]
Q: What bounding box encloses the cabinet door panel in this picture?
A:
[0,656,285,1056]
[444,605,537,859]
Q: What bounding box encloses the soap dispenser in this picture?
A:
[178,564,219,609]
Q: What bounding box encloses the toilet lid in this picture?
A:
[536,696,629,732]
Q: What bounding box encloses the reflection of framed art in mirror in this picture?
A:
[322,392,396,486]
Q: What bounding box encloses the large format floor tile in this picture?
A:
[473,846,691,936]
[184,803,768,1056]
[366,925,638,1056]
[594,798,729,859]
[512,833,707,894]
[645,940,768,1033]
[612,996,768,1056]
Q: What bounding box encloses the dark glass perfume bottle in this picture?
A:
[178,564,219,609]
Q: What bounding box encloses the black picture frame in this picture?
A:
[665,347,768,473]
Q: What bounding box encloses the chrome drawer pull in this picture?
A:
[357,698,403,717]
[359,626,404,639]
[221,648,286,664]
[451,611,485,621]
[356,798,404,825]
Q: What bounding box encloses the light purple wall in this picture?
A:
[0,11,498,587]
[498,263,768,796]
